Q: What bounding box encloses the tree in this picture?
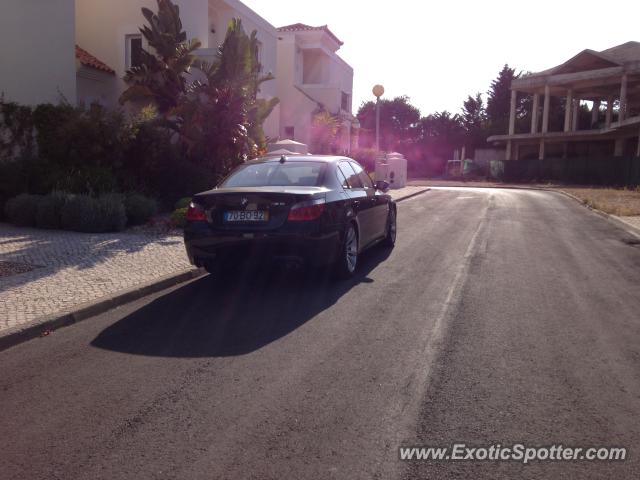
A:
[177,18,279,176]
[415,111,465,175]
[120,3,280,183]
[198,18,279,154]
[356,96,421,151]
[486,64,521,135]
[310,110,340,154]
[119,0,201,114]
[461,92,487,151]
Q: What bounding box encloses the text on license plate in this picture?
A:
[224,210,268,222]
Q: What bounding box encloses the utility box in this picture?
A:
[375,152,407,189]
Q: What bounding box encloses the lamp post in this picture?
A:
[372,84,384,152]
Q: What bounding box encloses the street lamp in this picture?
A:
[372,84,384,152]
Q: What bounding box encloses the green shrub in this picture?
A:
[98,193,127,232]
[4,193,41,227]
[171,207,187,228]
[60,194,126,233]
[35,191,70,229]
[125,193,158,226]
[174,197,192,210]
[60,195,98,232]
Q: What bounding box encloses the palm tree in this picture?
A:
[196,19,279,154]
[119,0,201,115]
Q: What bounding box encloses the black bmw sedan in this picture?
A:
[183,154,397,278]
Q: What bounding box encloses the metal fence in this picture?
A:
[497,156,640,185]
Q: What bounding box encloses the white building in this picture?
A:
[75,0,279,138]
[0,0,77,105]
[0,1,357,149]
[276,23,357,153]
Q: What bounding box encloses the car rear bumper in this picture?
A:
[184,226,341,268]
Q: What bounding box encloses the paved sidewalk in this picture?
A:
[0,186,428,337]
[0,224,191,333]
[614,215,640,235]
[388,185,429,201]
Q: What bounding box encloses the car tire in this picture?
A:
[334,223,358,279]
[382,206,397,248]
[203,261,219,275]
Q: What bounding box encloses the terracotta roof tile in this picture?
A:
[277,23,343,46]
[75,45,115,74]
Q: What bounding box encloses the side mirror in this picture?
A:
[375,180,390,192]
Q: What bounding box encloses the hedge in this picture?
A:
[59,194,126,233]
[4,193,41,227]
[35,191,70,229]
[125,193,157,226]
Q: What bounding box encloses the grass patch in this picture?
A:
[559,187,640,216]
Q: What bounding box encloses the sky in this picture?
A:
[241,0,639,117]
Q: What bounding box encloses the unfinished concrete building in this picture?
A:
[488,41,640,161]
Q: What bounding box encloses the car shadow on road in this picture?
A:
[91,247,391,358]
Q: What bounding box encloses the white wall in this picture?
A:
[276,29,355,149]
[75,0,208,107]
[76,0,278,138]
[77,68,118,107]
[0,0,76,105]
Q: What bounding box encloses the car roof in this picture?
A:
[248,154,351,165]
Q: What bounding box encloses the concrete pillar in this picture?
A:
[591,100,601,127]
[619,74,628,122]
[564,88,573,132]
[508,90,517,135]
[606,97,613,128]
[531,93,540,134]
[572,99,579,132]
[538,139,545,160]
[542,85,550,133]
[506,140,512,161]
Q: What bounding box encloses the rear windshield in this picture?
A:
[221,162,325,187]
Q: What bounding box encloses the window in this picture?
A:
[338,162,363,188]
[341,92,351,112]
[336,167,349,189]
[221,162,326,187]
[126,34,143,69]
[284,126,295,139]
[349,161,373,188]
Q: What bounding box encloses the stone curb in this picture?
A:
[392,187,431,203]
[0,267,206,353]
[0,187,432,353]
[416,182,640,239]
[553,189,640,239]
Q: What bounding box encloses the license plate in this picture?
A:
[224,210,268,222]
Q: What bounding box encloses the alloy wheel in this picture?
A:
[345,225,358,273]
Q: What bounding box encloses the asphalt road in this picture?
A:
[2,188,640,479]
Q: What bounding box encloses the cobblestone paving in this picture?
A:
[0,224,191,332]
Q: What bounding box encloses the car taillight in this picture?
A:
[287,200,326,221]
[186,202,206,222]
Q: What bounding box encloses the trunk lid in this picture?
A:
[193,187,328,230]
